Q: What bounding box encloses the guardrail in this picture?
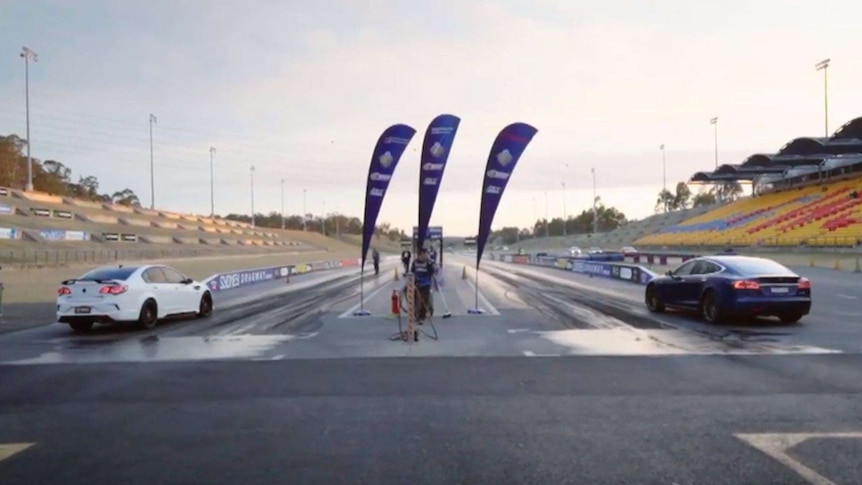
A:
[203,257,360,292]
[495,252,659,285]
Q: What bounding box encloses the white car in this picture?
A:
[569,246,583,256]
[588,247,603,254]
[57,264,213,333]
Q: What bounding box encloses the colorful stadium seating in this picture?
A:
[637,177,862,248]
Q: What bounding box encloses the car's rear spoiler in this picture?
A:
[61,278,122,285]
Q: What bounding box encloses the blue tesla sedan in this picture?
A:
[644,255,812,324]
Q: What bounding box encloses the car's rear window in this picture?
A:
[725,258,792,275]
[79,267,138,281]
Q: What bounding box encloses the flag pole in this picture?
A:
[468,262,484,314]
[353,262,371,316]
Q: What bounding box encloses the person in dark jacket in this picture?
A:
[401,249,411,275]
[372,249,380,275]
[410,247,438,324]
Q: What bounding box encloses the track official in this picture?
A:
[410,247,438,323]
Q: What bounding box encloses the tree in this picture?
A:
[111,188,141,207]
[692,190,717,208]
[655,189,675,213]
[674,182,692,210]
[710,181,743,202]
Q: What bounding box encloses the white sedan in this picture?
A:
[57,264,213,333]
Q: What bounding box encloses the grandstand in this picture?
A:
[637,116,862,249]
[0,187,347,264]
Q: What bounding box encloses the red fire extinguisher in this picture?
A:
[391,290,400,315]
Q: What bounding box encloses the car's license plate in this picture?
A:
[74,306,92,314]
[771,287,790,294]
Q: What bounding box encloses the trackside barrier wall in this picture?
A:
[203,257,360,293]
[503,253,658,285]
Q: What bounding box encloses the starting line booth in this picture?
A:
[402,226,444,266]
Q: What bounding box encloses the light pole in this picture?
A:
[321,201,326,236]
[149,114,157,208]
[250,165,256,227]
[561,182,567,236]
[710,117,718,168]
[591,168,598,234]
[660,144,666,192]
[532,197,537,237]
[280,178,285,230]
[815,58,831,137]
[544,191,549,238]
[302,189,307,231]
[20,47,37,192]
[209,147,216,217]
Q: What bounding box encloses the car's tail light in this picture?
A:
[58,287,71,296]
[798,278,811,290]
[99,285,128,295]
[733,280,761,290]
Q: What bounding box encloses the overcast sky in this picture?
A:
[1,0,860,236]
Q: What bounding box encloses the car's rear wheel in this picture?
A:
[700,291,724,324]
[779,313,803,324]
[138,299,158,329]
[69,321,94,333]
[645,285,665,313]
[197,292,213,318]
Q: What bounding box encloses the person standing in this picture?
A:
[372,248,380,275]
[410,247,437,324]
[401,249,412,275]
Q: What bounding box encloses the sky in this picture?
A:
[1,0,860,236]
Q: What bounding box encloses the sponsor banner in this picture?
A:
[30,207,51,217]
[570,260,613,277]
[207,267,278,292]
[412,225,443,242]
[340,258,360,268]
[476,122,538,267]
[65,230,89,241]
[512,255,528,264]
[53,210,73,219]
[0,203,14,215]
[120,233,138,242]
[361,124,416,268]
[102,232,120,241]
[503,255,513,263]
[0,227,19,239]
[39,229,66,241]
[417,114,460,249]
[555,258,570,269]
[0,187,8,196]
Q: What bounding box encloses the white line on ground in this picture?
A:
[522,350,560,357]
[463,279,500,316]
[338,278,396,318]
[735,432,862,485]
[508,328,532,334]
[0,443,34,463]
[837,294,857,300]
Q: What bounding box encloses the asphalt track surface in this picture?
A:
[1,253,861,484]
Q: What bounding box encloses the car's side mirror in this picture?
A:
[665,270,673,277]
[181,278,193,284]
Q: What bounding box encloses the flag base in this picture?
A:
[467,308,485,315]
[352,309,372,316]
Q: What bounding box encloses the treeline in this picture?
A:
[655,181,742,213]
[222,213,407,241]
[489,199,628,245]
[0,134,141,206]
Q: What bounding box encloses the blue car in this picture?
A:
[644,255,812,324]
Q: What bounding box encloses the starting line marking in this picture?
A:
[735,432,862,485]
[0,443,35,463]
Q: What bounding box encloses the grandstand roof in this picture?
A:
[689,116,862,185]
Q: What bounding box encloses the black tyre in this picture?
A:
[779,313,803,324]
[69,321,94,333]
[138,299,159,329]
[700,291,724,324]
[197,292,213,318]
[645,285,665,313]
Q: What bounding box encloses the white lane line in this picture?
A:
[736,432,862,485]
[508,328,532,334]
[522,350,560,357]
[338,279,394,318]
[463,279,500,316]
[0,443,34,463]
[837,294,857,300]
[271,354,286,360]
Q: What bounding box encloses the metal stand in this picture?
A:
[467,264,485,314]
[352,267,371,316]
